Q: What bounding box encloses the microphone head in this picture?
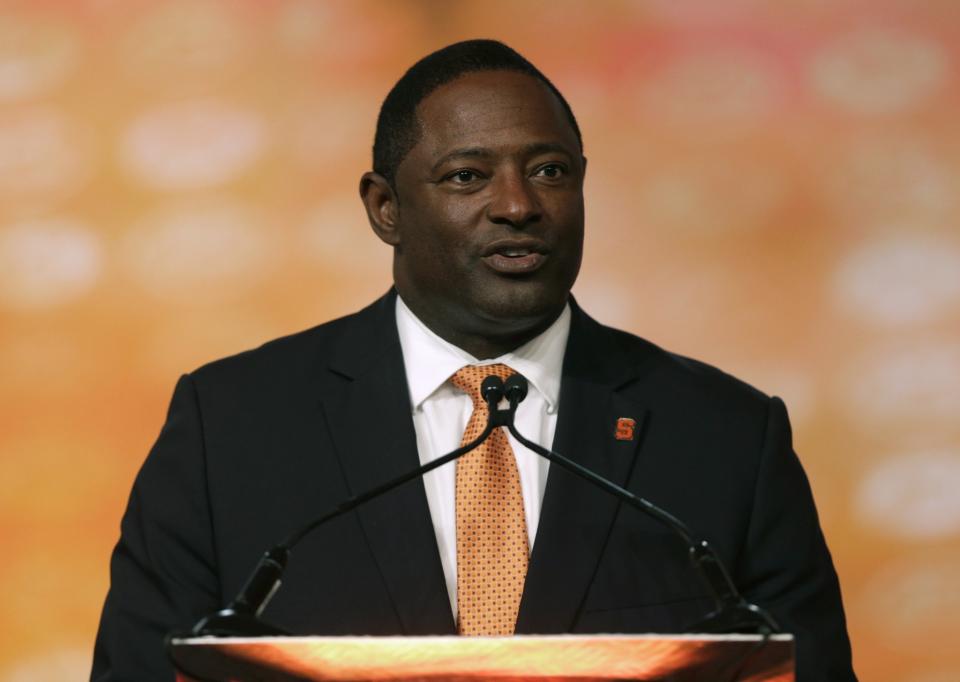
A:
[504,374,528,404]
[481,375,505,406]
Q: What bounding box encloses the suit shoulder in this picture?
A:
[187,299,381,390]
[599,321,772,408]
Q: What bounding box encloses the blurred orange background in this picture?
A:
[1,1,959,680]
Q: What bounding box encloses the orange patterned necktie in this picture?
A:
[450,363,529,636]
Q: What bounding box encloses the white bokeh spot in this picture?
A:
[842,340,960,426]
[634,158,786,234]
[833,234,960,326]
[120,1,243,79]
[275,1,334,54]
[811,28,947,114]
[856,450,960,539]
[121,100,265,189]
[0,108,89,199]
[122,201,272,301]
[641,49,781,124]
[823,136,957,225]
[0,15,78,101]
[0,218,101,309]
[274,1,390,60]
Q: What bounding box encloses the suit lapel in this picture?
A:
[319,292,456,635]
[516,302,648,634]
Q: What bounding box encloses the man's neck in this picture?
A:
[396,293,565,361]
[440,325,553,361]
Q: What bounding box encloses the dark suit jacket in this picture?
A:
[92,291,855,681]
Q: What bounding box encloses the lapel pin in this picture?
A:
[614,417,636,441]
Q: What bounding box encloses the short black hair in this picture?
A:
[372,39,582,186]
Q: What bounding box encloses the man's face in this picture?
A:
[389,70,585,348]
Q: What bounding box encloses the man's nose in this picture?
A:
[486,171,542,228]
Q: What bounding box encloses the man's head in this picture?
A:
[360,40,586,359]
[372,39,583,188]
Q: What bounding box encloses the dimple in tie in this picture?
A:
[451,364,529,636]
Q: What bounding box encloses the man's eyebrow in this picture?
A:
[520,142,575,158]
[430,147,492,172]
[430,142,576,173]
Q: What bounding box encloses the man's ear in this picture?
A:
[359,171,400,246]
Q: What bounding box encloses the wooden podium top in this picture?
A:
[171,633,794,681]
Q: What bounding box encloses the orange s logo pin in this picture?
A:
[614,417,636,441]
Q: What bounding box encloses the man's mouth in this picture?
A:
[481,239,548,275]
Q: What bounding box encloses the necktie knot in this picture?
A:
[450,364,515,409]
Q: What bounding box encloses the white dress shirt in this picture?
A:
[395,295,571,618]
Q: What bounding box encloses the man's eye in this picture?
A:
[535,164,565,179]
[448,170,479,183]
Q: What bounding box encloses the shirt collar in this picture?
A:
[395,295,570,413]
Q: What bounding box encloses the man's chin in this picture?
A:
[471,285,568,331]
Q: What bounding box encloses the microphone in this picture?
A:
[504,373,527,406]
[190,374,509,637]
[189,371,777,638]
[501,374,779,635]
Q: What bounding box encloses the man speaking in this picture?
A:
[92,40,856,681]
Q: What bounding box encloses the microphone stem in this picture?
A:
[503,404,778,633]
[283,419,498,549]
[192,397,506,636]
[504,417,695,546]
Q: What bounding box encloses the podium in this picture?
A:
[170,634,795,681]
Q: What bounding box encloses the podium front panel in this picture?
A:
[171,633,794,681]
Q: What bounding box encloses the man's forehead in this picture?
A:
[413,70,578,157]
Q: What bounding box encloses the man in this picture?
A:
[92,40,856,681]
